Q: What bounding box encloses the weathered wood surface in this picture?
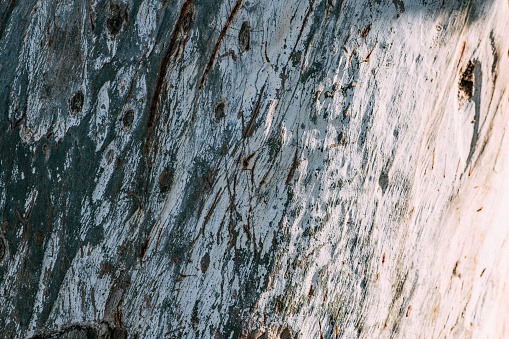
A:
[0,0,508,338]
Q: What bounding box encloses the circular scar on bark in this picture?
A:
[238,21,251,52]
[338,132,345,144]
[214,99,226,122]
[107,3,128,36]
[42,143,49,156]
[159,170,173,188]
[69,90,84,115]
[201,253,210,273]
[379,171,389,194]
[121,109,134,131]
[35,231,45,247]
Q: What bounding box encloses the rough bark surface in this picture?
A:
[0,0,508,338]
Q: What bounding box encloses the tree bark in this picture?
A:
[0,0,508,338]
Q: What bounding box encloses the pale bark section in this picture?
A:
[0,0,508,338]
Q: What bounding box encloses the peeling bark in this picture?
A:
[0,0,508,338]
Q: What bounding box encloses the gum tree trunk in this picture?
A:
[0,0,508,338]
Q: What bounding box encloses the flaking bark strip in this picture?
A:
[265,41,271,63]
[145,0,194,156]
[249,208,258,259]
[251,157,257,187]
[243,84,266,138]
[198,0,243,90]
[154,227,163,255]
[281,2,314,89]
[202,189,223,235]
[187,190,222,249]
[9,103,27,138]
[216,205,229,244]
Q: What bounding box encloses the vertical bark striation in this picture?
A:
[0,0,508,338]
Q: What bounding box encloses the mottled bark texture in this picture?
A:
[0,0,508,338]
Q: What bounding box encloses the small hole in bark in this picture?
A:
[159,170,173,188]
[69,90,84,115]
[291,51,301,66]
[201,253,210,273]
[214,100,226,122]
[458,61,475,102]
[42,143,49,155]
[338,132,345,143]
[181,6,195,33]
[35,231,45,246]
[121,109,134,130]
[238,21,251,52]
[379,172,389,193]
[107,3,125,36]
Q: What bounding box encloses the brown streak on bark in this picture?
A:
[286,142,299,185]
[364,41,376,62]
[216,205,229,245]
[338,0,345,13]
[202,189,223,235]
[265,41,271,63]
[154,227,163,255]
[146,0,194,156]
[281,2,314,89]
[198,0,243,90]
[244,84,266,138]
